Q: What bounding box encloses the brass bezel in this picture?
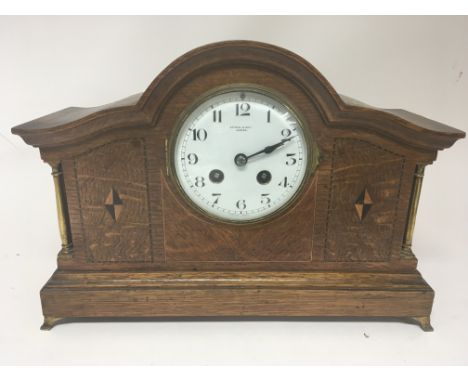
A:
[167,84,320,226]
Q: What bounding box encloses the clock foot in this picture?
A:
[411,316,433,332]
[41,316,63,331]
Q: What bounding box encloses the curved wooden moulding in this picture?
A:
[12,40,464,158]
[11,41,465,330]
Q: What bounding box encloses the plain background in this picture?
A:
[0,16,467,365]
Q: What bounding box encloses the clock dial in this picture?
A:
[173,88,309,222]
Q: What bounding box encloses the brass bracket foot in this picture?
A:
[411,316,433,332]
[41,316,63,330]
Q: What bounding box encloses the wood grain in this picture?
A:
[40,270,434,321]
[325,138,406,261]
[73,138,152,262]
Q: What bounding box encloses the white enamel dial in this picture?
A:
[173,89,309,222]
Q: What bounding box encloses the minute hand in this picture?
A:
[246,136,295,160]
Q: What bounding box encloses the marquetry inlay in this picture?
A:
[354,187,373,221]
[105,188,123,221]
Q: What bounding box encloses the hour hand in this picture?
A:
[234,136,295,167]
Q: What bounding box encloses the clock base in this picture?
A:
[39,270,434,331]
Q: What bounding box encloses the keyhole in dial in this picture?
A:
[257,170,272,185]
[209,169,224,183]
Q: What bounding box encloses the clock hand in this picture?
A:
[234,136,296,167]
[247,136,295,159]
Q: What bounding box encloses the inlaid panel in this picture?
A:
[325,138,405,262]
[73,139,152,262]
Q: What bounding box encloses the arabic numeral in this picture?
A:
[187,153,198,165]
[281,128,292,137]
[236,199,247,210]
[192,129,207,141]
[194,176,205,187]
[261,193,271,205]
[212,193,221,206]
[213,109,222,123]
[278,177,291,188]
[286,153,297,166]
[236,103,250,116]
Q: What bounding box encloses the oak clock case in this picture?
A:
[11,41,465,331]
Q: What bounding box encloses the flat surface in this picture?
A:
[1,16,467,365]
[44,270,431,289]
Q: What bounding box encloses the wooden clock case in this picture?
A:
[11,41,465,330]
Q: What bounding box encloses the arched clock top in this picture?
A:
[12,40,464,159]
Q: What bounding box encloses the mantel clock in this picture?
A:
[12,41,465,330]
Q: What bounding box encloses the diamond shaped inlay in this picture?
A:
[354,187,373,221]
[104,188,123,221]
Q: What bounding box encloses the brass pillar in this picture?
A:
[51,163,73,255]
[402,165,425,258]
